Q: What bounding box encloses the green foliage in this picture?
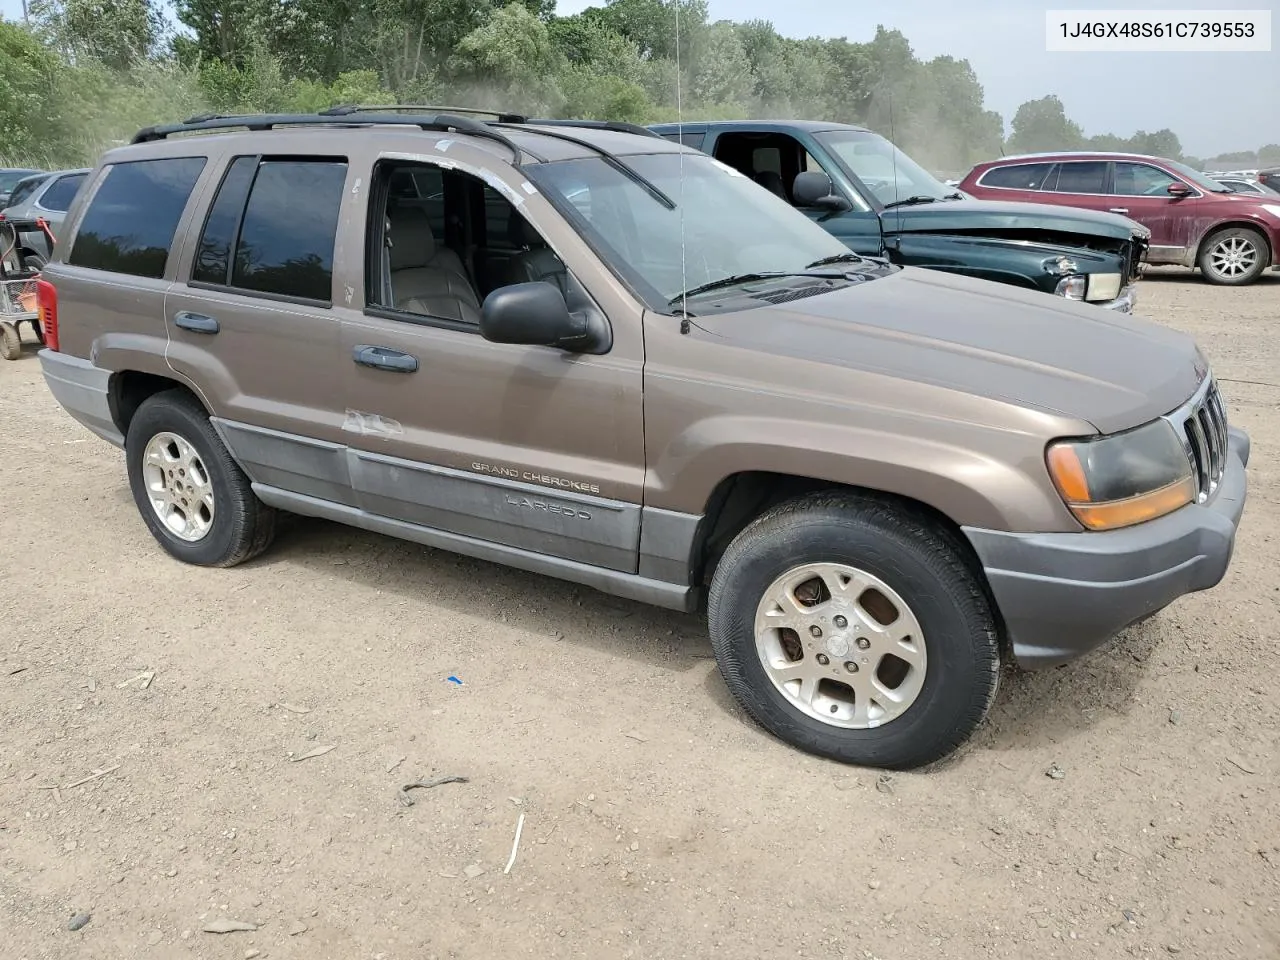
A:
[1,2,1270,175]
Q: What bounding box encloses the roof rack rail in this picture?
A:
[130,112,526,164]
[521,119,662,139]
[321,104,529,124]
[492,122,675,209]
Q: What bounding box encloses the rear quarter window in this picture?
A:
[67,159,206,278]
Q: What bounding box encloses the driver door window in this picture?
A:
[1112,163,1180,197]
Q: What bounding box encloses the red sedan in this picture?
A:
[960,152,1280,285]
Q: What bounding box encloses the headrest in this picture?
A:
[387,205,437,270]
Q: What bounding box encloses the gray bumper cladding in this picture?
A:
[964,427,1250,670]
[37,349,123,447]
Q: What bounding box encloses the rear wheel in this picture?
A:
[1198,227,1269,285]
[707,492,1001,770]
[125,390,277,567]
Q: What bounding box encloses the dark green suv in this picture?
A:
[651,120,1149,312]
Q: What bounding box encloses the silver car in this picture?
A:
[0,168,90,263]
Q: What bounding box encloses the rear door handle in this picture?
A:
[353,344,418,373]
[173,311,219,334]
[1109,207,1129,214]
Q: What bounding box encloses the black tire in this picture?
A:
[125,389,277,567]
[707,491,1001,770]
[1197,226,1270,286]
[0,322,20,361]
[22,252,46,272]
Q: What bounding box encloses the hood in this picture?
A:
[696,267,1201,435]
[882,198,1150,241]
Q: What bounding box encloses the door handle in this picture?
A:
[353,344,418,373]
[1109,207,1129,214]
[173,311,219,334]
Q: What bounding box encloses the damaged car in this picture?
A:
[650,120,1149,311]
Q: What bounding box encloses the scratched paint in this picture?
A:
[342,409,404,438]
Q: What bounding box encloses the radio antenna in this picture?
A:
[888,87,900,208]
[675,1,689,335]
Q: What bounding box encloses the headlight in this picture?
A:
[1046,419,1194,530]
[1085,272,1122,301]
[1055,275,1087,300]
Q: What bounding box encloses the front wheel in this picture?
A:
[707,492,1001,770]
[1198,227,1269,285]
[125,389,277,567]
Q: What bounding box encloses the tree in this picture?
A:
[690,21,751,106]
[1007,95,1084,153]
[450,2,564,112]
[1257,143,1280,165]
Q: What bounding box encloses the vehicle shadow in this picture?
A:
[257,514,1165,759]
[1140,266,1280,286]
[972,617,1163,756]
[259,514,712,675]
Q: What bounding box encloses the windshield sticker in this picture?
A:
[343,410,404,439]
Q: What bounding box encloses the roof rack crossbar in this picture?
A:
[492,123,675,209]
[129,112,526,165]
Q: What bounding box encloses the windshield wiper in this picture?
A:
[944,191,965,199]
[668,271,850,305]
[805,252,867,269]
[881,195,942,209]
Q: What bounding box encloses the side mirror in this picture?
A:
[480,281,600,352]
[1167,182,1192,198]
[793,171,851,211]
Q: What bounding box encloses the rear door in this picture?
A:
[1037,160,1116,216]
[165,153,358,505]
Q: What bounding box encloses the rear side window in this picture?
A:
[192,157,347,303]
[1050,161,1107,194]
[38,173,88,212]
[68,160,205,278]
[979,163,1054,190]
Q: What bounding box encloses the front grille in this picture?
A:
[1175,379,1229,503]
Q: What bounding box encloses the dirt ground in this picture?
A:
[1,268,1277,960]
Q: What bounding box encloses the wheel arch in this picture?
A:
[109,370,206,438]
[1194,219,1274,265]
[689,472,1006,654]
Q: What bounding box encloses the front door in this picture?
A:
[165,152,358,505]
[706,130,884,256]
[333,148,647,573]
[1108,160,1200,259]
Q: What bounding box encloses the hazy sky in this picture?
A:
[556,0,1278,156]
[2,0,1274,155]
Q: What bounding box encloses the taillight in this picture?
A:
[36,278,58,352]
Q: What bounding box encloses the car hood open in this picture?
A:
[696,267,1200,435]
[881,198,1151,241]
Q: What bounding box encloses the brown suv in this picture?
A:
[35,109,1250,770]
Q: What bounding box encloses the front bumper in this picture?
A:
[963,427,1250,669]
[1097,282,1137,313]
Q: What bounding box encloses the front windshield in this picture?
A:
[525,153,853,307]
[815,130,954,205]
[0,170,34,191]
[1166,159,1232,194]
